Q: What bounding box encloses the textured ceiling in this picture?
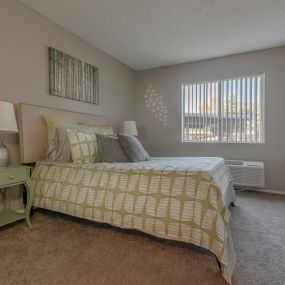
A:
[18,0,285,70]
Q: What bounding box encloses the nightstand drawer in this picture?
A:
[0,169,26,186]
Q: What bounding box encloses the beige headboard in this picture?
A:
[18,103,109,164]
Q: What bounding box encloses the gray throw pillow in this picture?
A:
[118,134,150,162]
[96,134,130,163]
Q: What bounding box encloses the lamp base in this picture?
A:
[0,144,9,167]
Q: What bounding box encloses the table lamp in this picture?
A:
[0,101,18,167]
[122,121,138,136]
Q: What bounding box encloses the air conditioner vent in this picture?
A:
[225,160,265,189]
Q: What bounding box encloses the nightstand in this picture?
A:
[0,165,34,228]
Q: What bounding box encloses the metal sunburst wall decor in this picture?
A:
[144,85,168,126]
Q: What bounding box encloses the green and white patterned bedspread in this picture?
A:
[32,157,236,284]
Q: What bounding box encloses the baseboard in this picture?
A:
[247,189,285,195]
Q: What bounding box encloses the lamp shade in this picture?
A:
[0,101,18,133]
[122,121,138,136]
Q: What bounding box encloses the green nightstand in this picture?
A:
[0,165,34,228]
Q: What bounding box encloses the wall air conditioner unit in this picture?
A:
[225,160,265,189]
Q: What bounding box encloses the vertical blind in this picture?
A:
[182,74,265,143]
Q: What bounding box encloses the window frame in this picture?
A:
[181,74,265,144]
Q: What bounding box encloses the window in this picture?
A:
[182,74,265,143]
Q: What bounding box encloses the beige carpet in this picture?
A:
[230,191,285,285]
[0,191,284,285]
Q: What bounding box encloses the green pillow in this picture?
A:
[44,116,114,139]
[44,116,83,139]
[78,122,114,135]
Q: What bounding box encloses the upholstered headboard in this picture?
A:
[18,103,109,164]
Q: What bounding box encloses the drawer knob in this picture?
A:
[9,176,14,180]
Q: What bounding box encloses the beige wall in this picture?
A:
[136,47,285,192]
[0,0,135,209]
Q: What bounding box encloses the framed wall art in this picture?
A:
[48,47,99,104]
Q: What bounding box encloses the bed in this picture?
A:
[18,103,236,284]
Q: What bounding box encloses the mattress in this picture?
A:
[31,157,236,284]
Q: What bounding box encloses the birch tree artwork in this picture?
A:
[144,85,168,126]
[48,47,99,104]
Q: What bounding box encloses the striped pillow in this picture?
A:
[67,131,97,163]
